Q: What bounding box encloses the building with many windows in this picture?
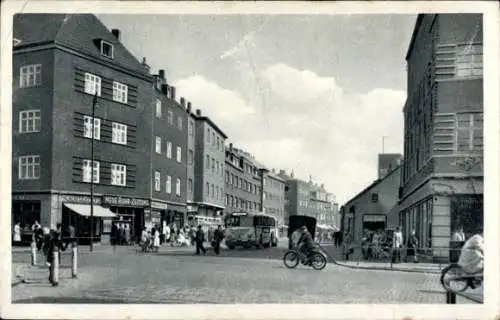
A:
[224,144,263,215]
[397,14,483,258]
[262,169,286,226]
[278,170,337,229]
[191,109,227,219]
[150,70,188,230]
[12,14,154,243]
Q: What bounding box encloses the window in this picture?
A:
[83,116,101,140]
[188,178,193,193]
[166,142,172,159]
[112,81,128,104]
[155,99,162,118]
[216,186,219,200]
[19,110,41,133]
[206,155,210,169]
[206,182,210,196]
[456,113,483,152]
[100,40,114,59]
[211,184,215,197]
[176,178,181,196]
[112,122,127,145]
[166,176,172,194]
[111,164,127,186]
[20,64,42,88]
[178,116,183,131]
[212,132,215,145]
[176,146,182,163]
[212,158,215,172]
[456,44,483,78]
[18,155,40,180]
[84,73,101,96]
[207,128,211,143]
[189,120,194,137]
[82,160,99,183]
[155,136,162,154]
[188,150,194,165]
[216,137,220,150]
[154,171,161,191]
[167,110,173,125]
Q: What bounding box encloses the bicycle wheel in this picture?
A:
[283,251,300,269]
[440,264,469,293]
[310,253,327,271]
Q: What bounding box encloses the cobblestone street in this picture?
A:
[12,245,481,304]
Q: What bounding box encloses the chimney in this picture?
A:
[195,109,201,116]
[180,97,186,107]
[229,143,233,151]
[158,69,165,79]
[111,29,121,41]
[170,86,176,100]
[161,84,169,95]
[187,102,192,113]
[141,57,150,72]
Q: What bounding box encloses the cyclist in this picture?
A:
[297,226,315,264]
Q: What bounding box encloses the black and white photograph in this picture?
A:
[1,1,499,319]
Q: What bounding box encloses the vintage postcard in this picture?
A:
[1,1,499,319]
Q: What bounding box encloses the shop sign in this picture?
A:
[151,201,168,210]
[187,205,198,212]
[363,214,386,222]
[59,195,101,204]
[103,196,149,207]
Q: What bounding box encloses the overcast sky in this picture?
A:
[98,14,417,204]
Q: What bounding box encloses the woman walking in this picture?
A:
[153,227,160,253]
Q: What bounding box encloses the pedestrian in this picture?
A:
[153,227,160,252]
[124,223,131,245]
[119,224,126,245]
[406,229,419,263]
[140,227,148,251]
[213,225,224,255]
[195,225,206,255]
[451,226,466,242]
[392,226,403,263]
[343,232,353,260]
[111,222,119,251]
[13,222,21,245]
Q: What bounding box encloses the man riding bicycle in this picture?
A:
[297,226,315,264]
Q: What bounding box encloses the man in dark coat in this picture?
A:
[212,225,224,255]
[195,225,206,255]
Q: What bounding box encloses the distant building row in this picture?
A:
[11,14,338,243]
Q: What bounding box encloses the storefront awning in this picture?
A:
[64,203,117,218]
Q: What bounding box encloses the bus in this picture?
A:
[224,212,278,249]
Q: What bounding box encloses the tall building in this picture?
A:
[378,153,402,179]
[150,70,188,229]
[262,169,285,226]
[12,14,154,242]
[278,170,337,227]
[398,14,483,257]
[191,109,227,218]
[224,144,263,214]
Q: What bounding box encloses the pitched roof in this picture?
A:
[14,14,149,76]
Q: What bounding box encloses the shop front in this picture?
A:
[151,201,168,233]
[12,199,41,244]
[362,214,386,233]
[163,202,186,230]
[102,195,150,244]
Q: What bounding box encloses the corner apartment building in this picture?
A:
[191,109,227,218]
[262,170,285,226]
[398,14,483,257]
[12,14,153,242]
[224,144,263,214]
[150,70,188,229]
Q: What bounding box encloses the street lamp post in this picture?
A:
[90,93,98,252]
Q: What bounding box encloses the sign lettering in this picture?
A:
[103,196,149,207]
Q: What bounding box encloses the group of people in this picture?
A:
[110,222,132,246]
[135,223,226,256]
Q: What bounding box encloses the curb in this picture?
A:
[330,260,441,274]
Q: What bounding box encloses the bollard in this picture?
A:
[50,248,59,287]
[446,291,456,304]
[71,244,78,278]
[31,241,37,266]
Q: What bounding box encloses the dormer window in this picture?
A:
[100,40,114,59]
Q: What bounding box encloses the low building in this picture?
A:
[341,164,401,246]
